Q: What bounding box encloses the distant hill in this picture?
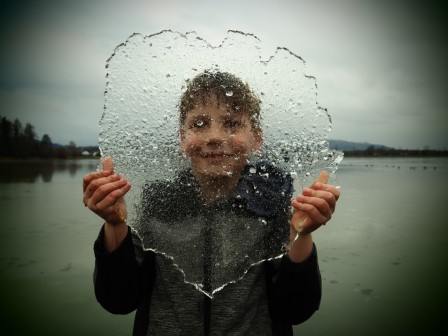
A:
[328,140,393,151]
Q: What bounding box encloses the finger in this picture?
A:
[293,195,332,221]
[292,201,328,228]
[302,188,336,212]
[84,174,122,205]
[291,215,316,235]
[311,183,341,201]
[316,171,329,184]
[84,173,121,197]
[102,156,114,172]
[95,182,131,210]
[291,206,324,235]
[290,210,308,233]
[310,171,340,200]
[116,197,127,222]
[87,177,128,207]
[83,170,113,192]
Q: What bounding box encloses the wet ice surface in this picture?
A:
[99,30,343,297]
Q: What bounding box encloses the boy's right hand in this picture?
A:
[82,156,131,225]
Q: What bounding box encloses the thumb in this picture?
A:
[102,156,114,172]
[292,171,330,234]
[316,170,329,184]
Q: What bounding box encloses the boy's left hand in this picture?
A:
[290,171,340,236]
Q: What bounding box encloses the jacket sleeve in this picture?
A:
[93,225,156,315]
[266,243,322,325]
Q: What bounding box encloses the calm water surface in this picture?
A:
[0,158,447,335]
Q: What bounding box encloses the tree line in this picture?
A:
[0,116,97,159]
[343,145,448,157]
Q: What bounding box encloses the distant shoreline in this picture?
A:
[0,156,99,162]
[1,151,448,162]
[342,149,448,158]
[4,115,446,160]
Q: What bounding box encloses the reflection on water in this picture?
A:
[0,160,98,183]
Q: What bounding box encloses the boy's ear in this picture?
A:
[254,127,263,150]
[180,129,186,152]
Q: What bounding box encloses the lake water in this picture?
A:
[0,157,447,335]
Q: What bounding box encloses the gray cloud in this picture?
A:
[1,0,447,148]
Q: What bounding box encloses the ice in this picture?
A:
[99,30,343,297]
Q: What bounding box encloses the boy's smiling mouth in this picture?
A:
[201,152,227,157]
[200,152,231,161]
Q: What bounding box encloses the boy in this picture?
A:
[83,71,340,335]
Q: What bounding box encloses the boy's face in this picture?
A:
[180,95,262,179]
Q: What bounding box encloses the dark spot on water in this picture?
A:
[60,263,72,272]
[392,257,402,266]
[10,258,36,268]
[361,289,373,296]
[330,280,338,284]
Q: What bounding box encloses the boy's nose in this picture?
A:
[205,123,227,146]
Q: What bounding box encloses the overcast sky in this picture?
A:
[1,0,447,149]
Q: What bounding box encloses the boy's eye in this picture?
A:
[191,119,207,129]
[224,119,242,129]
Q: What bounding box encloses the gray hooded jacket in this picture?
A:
[94,162,321,335]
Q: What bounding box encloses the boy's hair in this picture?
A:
[179,70,261,128]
